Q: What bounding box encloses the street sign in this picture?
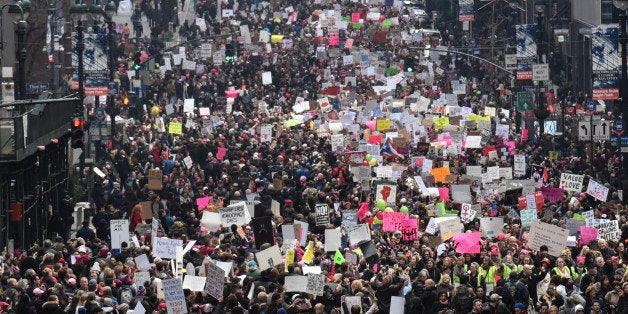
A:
[614,120,625,136]
[505,54,516,70]
[579,116,611,141]
[517,92,534,112]
[611,136,628,152]
[532,64,549,81]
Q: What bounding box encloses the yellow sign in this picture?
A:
[271,34,284,43]
[434,117,450,130]
[169,122,182,135]
[549,151,558,160]
[301,241,315,263]
[376,119,391,131]
[285,249,295,271]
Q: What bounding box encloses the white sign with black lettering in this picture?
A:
[306,273,326,295]
[560,173,584,192]
[110,220,129,251]
[315,204,331,226]
[255,245,283,270]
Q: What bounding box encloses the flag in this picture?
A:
[334,249,345,264]
[358,202,370,221]
[380,138,403,158]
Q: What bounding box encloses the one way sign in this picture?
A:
[578,117,611,141]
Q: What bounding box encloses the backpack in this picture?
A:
[118,285,136,304]
[453,285,473,313]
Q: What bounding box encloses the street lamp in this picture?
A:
[534,0,550,135]
[614,0,628,204]
[0,0,30,110]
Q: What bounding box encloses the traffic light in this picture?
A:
[71,117,84,149]
[226,43,234,62]
[133,52,142,70]
[122,95,130,106]
[404,57,416,72]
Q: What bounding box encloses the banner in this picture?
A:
[515,24,537,80]
[591,25,619,100]
[458,0,475,22]
[71,33,108,96]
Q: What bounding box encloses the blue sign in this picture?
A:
[586,101,596,113]
[614,120,625,134]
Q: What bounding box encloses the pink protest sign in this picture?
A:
[401,219,418,241]
[351,13,360,23]
[382,212,409,232]
[580,226,598,245]
[196,196,212,211]
[345,38,354,49]
[438,187,450,202]
[329,36,340,46]
[454,232,482,254]
[541,187,564,203]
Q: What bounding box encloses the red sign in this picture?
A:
[459,15,475,22]
[592,88,619,100]
[517,71,532,80]
[70,81,108,96]
[564,106,575,115]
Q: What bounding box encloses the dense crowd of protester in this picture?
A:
[3,0,628,313]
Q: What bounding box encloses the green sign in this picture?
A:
[517,92,534,112]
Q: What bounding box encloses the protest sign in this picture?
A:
[110,220,129,251]
[302,266,322,275]
[342,210,357,227]
[565,218,586,236]
[345,296,362,314]
[200,211,221,232]
[315,203,330,226]
[451,184,472,203]
[345,252,358,265]
[382,212,409,232]
[153,237,183,259]
[596,220,620,241]
[256,245,283,270]
[140,201,153,219]
[219,205,247,226]
[401,219,419,241]
[460,204,477,222]
[196,196,212,212]
[514,155,526,176]
[347,224,371,245]
[285,276,308,292]
[148,169,163,190]
[375,183,397,205]
[134,271,151,287]
[306,273,326,295]
[325,228,342,252]
[519,209,537,227]
[541,186,564,203]
[135,254,151,272]
[204,262,225,300]
[586,179,609,202]
[439,218,463,240]
[162,278,188,314]
[528,221,569,257]
[390,296,405,314]
[560,173,584,192]
[580,226,598,245]
[182,275,206,292]
[480,217,504,238]
[454,232,482,254]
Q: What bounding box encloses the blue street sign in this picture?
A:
[614,120,625,134]
[586,101,596,113]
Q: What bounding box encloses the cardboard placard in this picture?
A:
[148,169,163,190]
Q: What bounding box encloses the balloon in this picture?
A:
[369,159,378,166]
[376,199,386,210]
[362,160,369,166]
[373,216,383,224]
[365,154,372,162]
[400,206,409,213]
[384,207,393,212]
